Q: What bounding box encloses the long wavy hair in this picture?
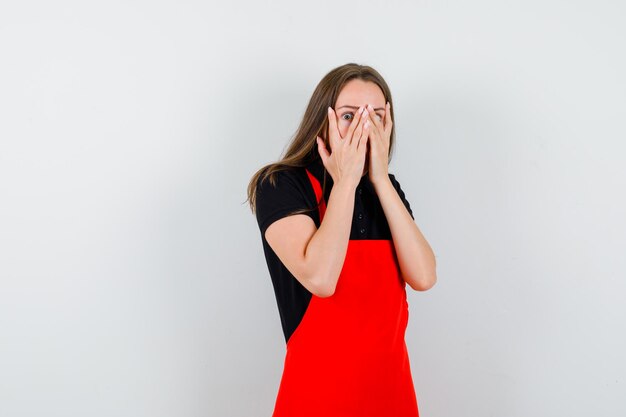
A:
[246,63,396,216]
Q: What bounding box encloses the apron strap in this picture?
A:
[305,168,326,223]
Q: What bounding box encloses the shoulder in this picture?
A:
[387,172,402,189]
[255,166,315,236]
[256,166,308,197]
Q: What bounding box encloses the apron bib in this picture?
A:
[272,168,419,417]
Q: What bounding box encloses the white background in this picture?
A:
[1,1,625,416]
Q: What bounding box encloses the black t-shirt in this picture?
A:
[255,158,414,344]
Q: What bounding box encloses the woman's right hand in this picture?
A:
[316,105,370,188]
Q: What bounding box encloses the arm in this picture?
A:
[265,178,358,297]
[372,176,437,291]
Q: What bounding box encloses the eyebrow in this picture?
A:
[337,105,385,112]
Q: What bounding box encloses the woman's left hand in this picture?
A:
[366,102,393,185]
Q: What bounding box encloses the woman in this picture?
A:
[247,63,437,417]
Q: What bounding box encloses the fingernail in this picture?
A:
[367,104,373,111]
[358,106,364,114]
[328,107,332,113]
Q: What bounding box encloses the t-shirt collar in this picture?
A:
[305,158,326,183]
[305,158,372,192]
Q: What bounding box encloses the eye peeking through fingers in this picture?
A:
[340,111,383,122]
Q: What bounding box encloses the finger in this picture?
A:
[316,136,330,166]
[363,108,380,147]
[384,101,393,133]
[355,117,370,149]
[327,107,341,149]
[360,136,369,163]
[350,109,368,147]
[350,108,371,147]
[357,122,369,152]
[366,104,384,136]
[345,105,365,144]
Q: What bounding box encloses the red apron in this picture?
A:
[272,169,419,417]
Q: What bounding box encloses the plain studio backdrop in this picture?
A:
[1,1,625,416]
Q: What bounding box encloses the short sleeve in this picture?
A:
[389,174,414,220]
[255,169,314,238]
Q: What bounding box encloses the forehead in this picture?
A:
[335,79,385,108]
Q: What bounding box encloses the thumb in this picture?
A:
[316,136,330,166]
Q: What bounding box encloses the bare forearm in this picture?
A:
[305,179,357,296]
[373,177,437,291]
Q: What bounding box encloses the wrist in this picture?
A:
[334,177,360,192]
[371,174,392,190]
